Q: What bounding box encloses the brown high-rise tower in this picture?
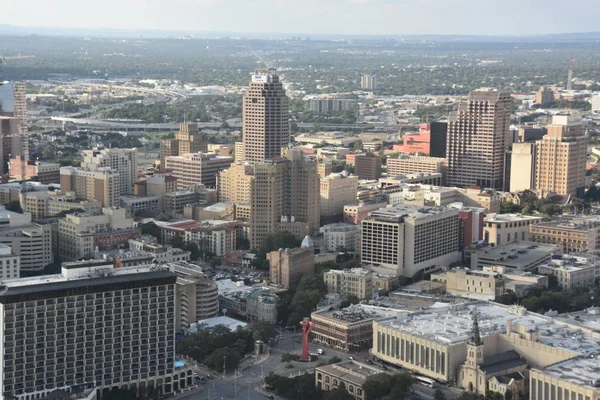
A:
[242,68,289,163]
[446,89,511,190]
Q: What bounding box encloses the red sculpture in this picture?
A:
[300,318,313,361]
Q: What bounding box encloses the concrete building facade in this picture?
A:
[324,268,374,300]
[267,246,315,288]
[320,173,358,217]
[60,167,119,208]
[81,147,138,195]
[165,153,233,190]
[483,213,542,246]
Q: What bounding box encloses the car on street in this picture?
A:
[365,359,373,365]
[206,374,214,379]
[317,349,324,355]
[348,356,355,360]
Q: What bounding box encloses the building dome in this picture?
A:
[301,235,314,248]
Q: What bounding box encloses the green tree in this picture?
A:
[252,321,277,342]
[323,387,354,400]
[435,388,446,400]
[141,222,160,238]
[169,234,185,249]
[339,295,361,309]
[205,347,242,373]
[53,208,84,218]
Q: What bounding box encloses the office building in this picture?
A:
[20,191,102,220]
[242,68,289,163]
[361,204,460,277]
[250,149,319,248]
[535,87,555,106]
[310,98,356,113]
[387,155,445,177]
[447,89,511,189]
[159,123,208,168]
[81,147,138,195]
[529,216,600,253]
[317,161,333,178]
[58,208,137,261]
[120,196,160,215]
[320,222,360,252]
[360,74,376,90]
[509,143,537,192]
[343,201,387,225]
[456,206,486,250]
[0,261,188,399]
[372,301,600,399]
[217,163,254,203]
[324,268,373,300]
[535,114,587,197]
[0,244,20,279]
[60,167,119,208]
[393,123,447,156]
[158,219,239,256]
[267,246,314,288]
[9,157,60,183]
[354,154,382,180]
[517,127,547,143]
[320,173,358,217]
[165,152,233,190]
[537,254,600,290]
[471,241,556,271]
[483,213,542,246]
[0,81,28,161]
[234,142,245,163]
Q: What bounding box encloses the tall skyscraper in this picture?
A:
[0,81,28,161]
[446,89,512,189]
[242,69,290,163]
[249,149,319,248]
[535,114,587,197]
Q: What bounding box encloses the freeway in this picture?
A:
[49,116,398,132]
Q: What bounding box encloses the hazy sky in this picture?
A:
[2,0,599,36]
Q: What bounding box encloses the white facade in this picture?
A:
[320,223,360,252]
[0,244,20,279]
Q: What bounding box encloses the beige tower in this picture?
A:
[242,69,289,163]
[250,160,287,248]
[217,163,254,203]
[177,122,207,155]
[447,89,512,189]
[535,114,587,196]
[509,142,537,192]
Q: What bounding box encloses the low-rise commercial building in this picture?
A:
[216,279,278,323]
[315,360,386,400]
[537,254,600,290]
[470,241,556,271]
[127,236,191,263]
[387,155,446,176]
[20,191,103,220]
[483,213,542,246]
[529,217,600,253]
[158,219,239,256]
[324,268,374,300]
[9,157,60,183]
[120,195,160,215]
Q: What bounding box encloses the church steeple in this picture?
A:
[469,313,482,346]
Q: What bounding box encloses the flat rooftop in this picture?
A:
[327,268,371,277]
[316,361,385,386]
[314,303,409,324]
[369,204,455,222]
[378,302,600,356]
[538,254,600,272]
[542,358,600,388]
[554,307,600,334]
[473,241,556,270]
[484,213,542,223]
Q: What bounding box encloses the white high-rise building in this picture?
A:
[591,94,600,113]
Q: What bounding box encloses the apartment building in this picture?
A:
[165,152,233,190]
[529,217,600,253]
[354,154,382,180]
[242,69,289,163]
[0,261,190,399]
[361,204,460,277]
[446,89,512,189]
[483,213,542,246]
[387,155,445,177]
[324,268,374,300]
[268,246,314,288]
[360,74,376,90]
[9,157,60,183]
[58,208,137,261]
[81,147,137,195]
[310,98,356,113]
[320,222,360,252]
[535,114,587,197]
[170,262,219,328]
[60,167,119,208]
[537,254,600,290]
[320,173,358,217]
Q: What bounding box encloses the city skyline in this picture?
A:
[1,0,600,37]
